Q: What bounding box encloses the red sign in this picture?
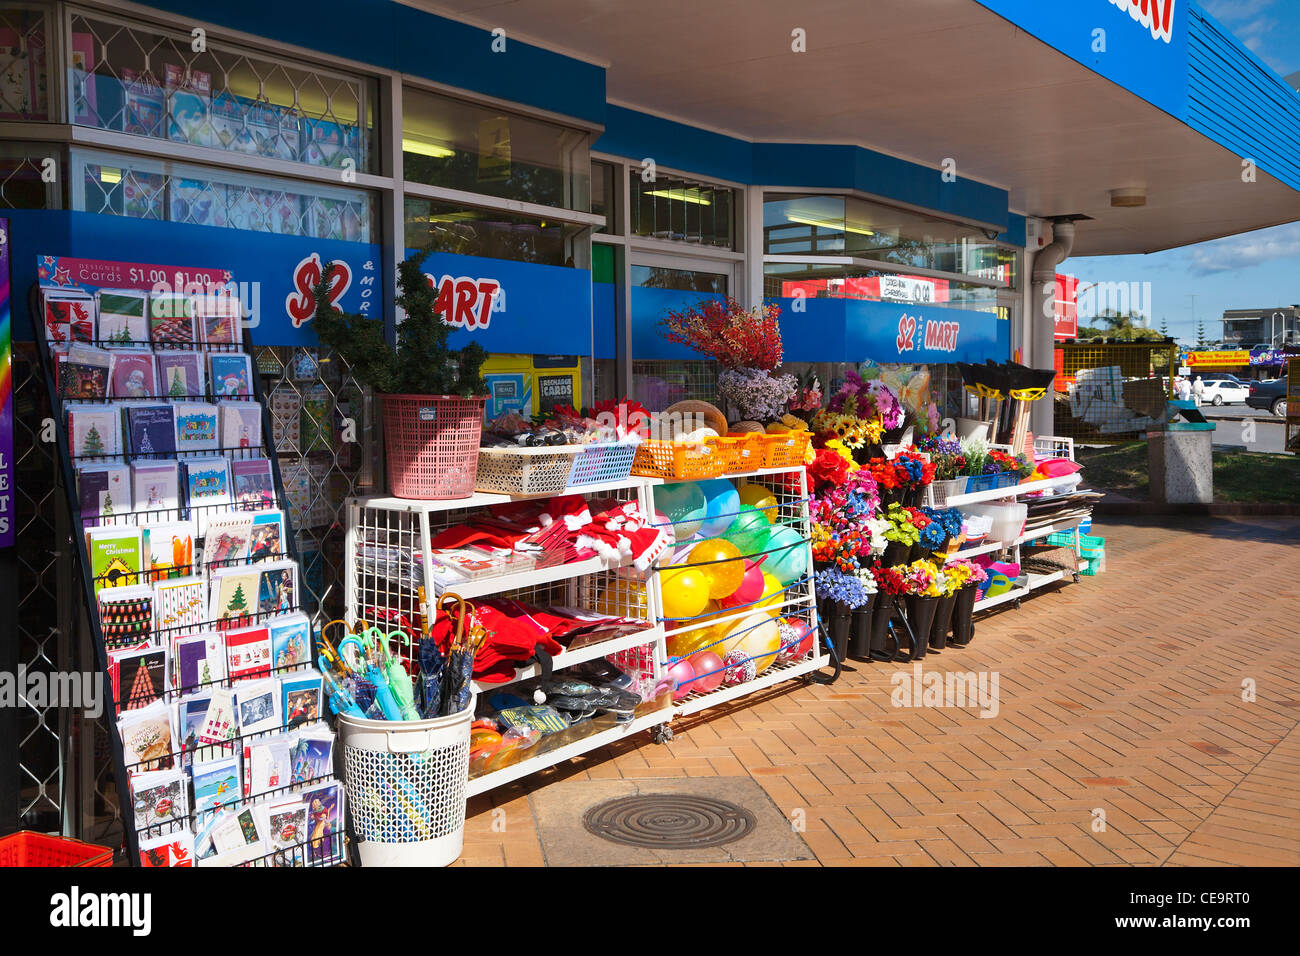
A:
[285,253,352,328]
[36,255,229,295]
[426,273,500,331]
[1054,273,1078,340]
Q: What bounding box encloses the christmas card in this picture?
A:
[176,693,229,768]
[76,462,131,527]
[196,295,240,345]
[117,700,175,773]
[269,613,311,674]
[224,624,272,681]
[209,568,260,630]
[137,831,194,867]
[301,781,345,865]
[250,509,285,563]
[183,457,231,535]
[97,583,154,650]
[131,461,181,515]
[124,403,177,458]
[87,526,143,590]
[155,349,205,399]
[257,798,308,865]
[191,753,240,817]
[153,575,206,635]
[108,349,158,398]
[209,352,253,399]
[290,728,335,785]
[60,344,112,400]
[95,289,149,346]
[68,406,122,459]
[243,735,291,800]
[42,291,95,343]
[208,805,267,864]
[173,633,226,696]
[130,768,189,831]
[142,520,194,580]
[235,677,281,734]
[148,291,196,346]
[220,401,263,452]
[257,561,298,617]
[112,643,169,713]
[196,687,238,748]
[231,458,274,509]
[281,670,322,728]
[202,513,254,567]
[173,401,220,453]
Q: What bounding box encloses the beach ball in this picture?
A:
[737,483,779,522]
[716,559,764,609]
[722,648,758,686]
[660,566,710,620]
[653,482,706,543]
[688,651,725,693]
[764,526,808,585]
[722,504,771,556]
[687,538,745,600]
[698,479,740,537]
[777,618,815,661]
[726,613,782,674]
[755,571,786,615]
[668,658,698,700]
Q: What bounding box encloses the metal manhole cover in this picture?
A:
[583,794,756,849]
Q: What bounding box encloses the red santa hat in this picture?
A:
[575,501,670,571]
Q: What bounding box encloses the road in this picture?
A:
[1197,403,1288,452]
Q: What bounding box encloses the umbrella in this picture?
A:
[438,593,483,717]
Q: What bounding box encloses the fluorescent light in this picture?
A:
[99,167,122,184]
[785,213,874,236]
[402,138,455,159]
[645,187,712,206]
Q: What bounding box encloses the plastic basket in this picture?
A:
[758,431,811,468]
[567,441,638,487]
[381,394,486,499]
[996,472,1022,489]
[728,432,766,472]
[928,477,969,506]
[707,435,761,474]
[0,831,113,867]
[475,445,579,496]
[337,706,473,867]
[966,473,1000,494]
[631,440,725,479]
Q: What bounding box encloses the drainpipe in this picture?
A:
[1029,218,1076,438]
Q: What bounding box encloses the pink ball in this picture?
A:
[782,618,815,659]
[667,658,698,700]
[688,651,725,693]
[718,560,765,608]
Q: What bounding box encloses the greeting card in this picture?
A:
[60,344,112,400]
[109,349,158,398]
[224,624,272,681]
[121,68,164,138]
[257,561,297,617]
[269,613,311,673]
[137,831,194,868]
[87,526,143,590]
[196,295,240,345]
[96,289,149,346]
[208,806,267,864]
[191,753,240,816]
[209,568,260,630]
[123,403,177,458]
[42,292,95,343]
[210,352,253,399]
[290,731,335,785]
[268,388,301,452]
[165,63,213,147]
[153,575,206,634]
[232,458,274,509]
[302,781,345,865]
[117,701,175,772]
[111,643,169,712]
[173,402,220,453]
[235,677,281,734]
[68,406,122,459]
[281,670,322,728]
[130,768,189,831]
[243,735,291,799]
[196,687,237,747]
[76,462,131,527]
[149,292,196,346]
[97,584,154,651]
[173,633,225,695]
[142,520,194,580]
[220,400,262,450]
[131,461,181,514]
[183,457,231,534]
[202,513,254,566]
[155,350,204,398]
[258,798,308,865]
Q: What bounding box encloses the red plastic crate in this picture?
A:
[0,831,114,867]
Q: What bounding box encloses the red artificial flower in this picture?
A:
[809,447,850,490]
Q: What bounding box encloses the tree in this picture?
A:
[82,423,104,456]
[169,367,186,398]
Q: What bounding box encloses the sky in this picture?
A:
[1067,0,1300,346]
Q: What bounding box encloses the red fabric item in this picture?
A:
[429,600,565,682]
[427,521,531,551]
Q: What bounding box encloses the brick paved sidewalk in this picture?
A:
[460,515,1300,866]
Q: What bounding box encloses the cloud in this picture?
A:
[1202,0,1275,22]
[1186,222,1300,275]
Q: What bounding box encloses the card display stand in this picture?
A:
[345,466,826,797]
[30,281,345,867]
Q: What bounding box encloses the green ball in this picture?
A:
[722,504,771,557]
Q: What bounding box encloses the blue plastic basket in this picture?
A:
[966,474,1000,494]
[567,441,638,487]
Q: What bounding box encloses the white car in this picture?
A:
[1198,377,1251,405]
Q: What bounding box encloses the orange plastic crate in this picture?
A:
[758,431,811,468]
[706,436,754,474]
[726,433,766,472]
[0,831,113,867]
[631,440,725,479]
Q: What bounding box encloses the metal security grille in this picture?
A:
[1053,343,1178,443]
[0,143,63,210]
[68,9,378,174]
[632,360,718,408]
[0,3,49,120]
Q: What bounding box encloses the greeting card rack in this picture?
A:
[29,281,344,867]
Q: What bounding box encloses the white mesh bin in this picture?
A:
[338,706,473,867]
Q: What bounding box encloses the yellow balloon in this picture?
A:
[720,613,782,674]
[687,539,745,600]
[666,627,720,658]
[755,571,786,616]
[660,566,710,620]
[737,483,779,522]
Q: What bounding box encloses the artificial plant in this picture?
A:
[310,250,487,396]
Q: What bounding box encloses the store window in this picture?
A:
[0,142,60,208]
[764,193,1010,282]
[763,263,999,310]
[630,262,730,406]
[592,160,616,234]
[67,11,379,173]
[404,197,584,266]
[72,148,377,241]
[629,174,735,248]
[402,86,591,211]
[0,3,50,120]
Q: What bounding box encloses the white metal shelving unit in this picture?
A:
[343,464,827,795]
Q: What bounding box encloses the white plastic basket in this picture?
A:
[337,706,473,867]
[474,445,579,495]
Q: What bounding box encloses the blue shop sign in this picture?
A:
[843,298,1004,366]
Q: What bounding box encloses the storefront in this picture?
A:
[3,0,1298,862]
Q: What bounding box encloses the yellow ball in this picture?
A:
[687,539,745,600]
[755,571,786,616]
[721,613,782,674]
[737,483,779,522]
[660,566,710,620]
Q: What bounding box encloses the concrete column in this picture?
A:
[1029,219,1075,437]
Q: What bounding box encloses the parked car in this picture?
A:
[1246,376,1289,417]
[1198,377,1251,405]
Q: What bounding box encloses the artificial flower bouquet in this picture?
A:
[882,502,920,547]
[872,563,907,597]
[916,436,966,482]
[917,506,963,552]
[944,558,988,590]
[810,473,883,571]
[717,366,798,421]
[809,367,904,453]
[902,559,943,598]
[814,566,874,609]
[660,297,784,370]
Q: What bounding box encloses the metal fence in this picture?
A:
[1053,343,1178,443]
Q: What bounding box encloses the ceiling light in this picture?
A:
[785,213,875,236]
[402,138,455,159]
[1109,187,1147,208]
[645,187,712,206]
[99,167,122,184]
